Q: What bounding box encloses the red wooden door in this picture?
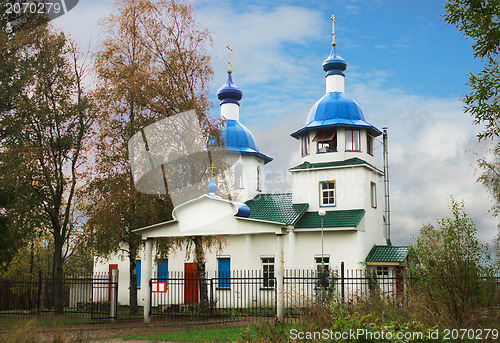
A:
[184,263,199,304]
[108,264,118,298]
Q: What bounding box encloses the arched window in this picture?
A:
[235,164,244,189]
[256,167,262,192]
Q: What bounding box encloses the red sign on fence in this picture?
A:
[151,282,167,293]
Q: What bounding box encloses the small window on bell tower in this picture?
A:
[235,164,244,189]
[313,130,337,153]
[367,134,374,156]
[301,134,310,156]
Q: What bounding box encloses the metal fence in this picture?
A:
[151,270,277,321]
[0,271,118,321]
[149,267,414,322]
[149,267,500,322]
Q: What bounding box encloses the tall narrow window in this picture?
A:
[136,260,141,288]
[367,134,374,156]
[261,257,275,288]
[301,134,310,156]
[370,182,377,208]
[345,129,361,151]
[218,257,231,289]
[235,164,244,189]
[313,130,337,153]
[256,167,261,192]
[319,181,336,207]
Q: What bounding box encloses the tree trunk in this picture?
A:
[129,244,138,315]
[53,233,64,314]
[193,236,209,311]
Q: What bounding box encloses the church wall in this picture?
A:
[287,229,362,271]
[291,166,371,211]
[218,153,265,202]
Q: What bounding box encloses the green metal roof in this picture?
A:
[295,209,365,228]
[289,157,377,171]
[245,193,308,225]
[366,245,409,263]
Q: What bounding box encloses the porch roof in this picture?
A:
[366,245,409,263]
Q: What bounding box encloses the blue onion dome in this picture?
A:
[291,92,381,138]
[322,46,347,76]
[207,178,217,194]
[221,120,273,164]
[217,72,243,105]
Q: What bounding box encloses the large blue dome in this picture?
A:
[291,92,381,138]
[221,120,272,164]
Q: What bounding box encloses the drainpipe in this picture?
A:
[383,128,392,246]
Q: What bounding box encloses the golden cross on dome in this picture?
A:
[226,43,233,73]
[331,14,337,46]
[210,162,215,178]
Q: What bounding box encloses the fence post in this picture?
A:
[143,238,153,323]
[209,278,214,317]
[340,262,345,303]
[276,233,285,322]
[110,269,118,322]
[37,270,42,317]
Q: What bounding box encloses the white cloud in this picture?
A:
[51,1,113,52]
[197,5,323,87]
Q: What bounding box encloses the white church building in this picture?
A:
[94,21,408,311]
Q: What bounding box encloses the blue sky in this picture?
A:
[53,0,497,246]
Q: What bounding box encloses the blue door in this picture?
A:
[158,259,168,281]
[136,260,141,287]
[218,258,230,289]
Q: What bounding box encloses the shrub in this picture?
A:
[406,198,497,326]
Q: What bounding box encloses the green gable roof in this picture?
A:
[366,245,409,263]
[290,157,377,171]
[245,193,308,225]
[295,209,365,229]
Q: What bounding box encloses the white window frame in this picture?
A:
[261,256,275,289]
[301,134,310,156]
[370,182,377,208]
[367,133,374,156]
[376,266,389,277]
[315,256,330,273]
[235,164,244,189]
[319,180,336,207]
[345,129,361,152]
[313,130,337,153]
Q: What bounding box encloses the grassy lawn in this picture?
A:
[124,325,259,343]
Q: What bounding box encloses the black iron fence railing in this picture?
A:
[0,271,118,320]
[1,267,497,322]
[150,268,500,322]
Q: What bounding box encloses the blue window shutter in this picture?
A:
[218,258,230,288]
[136,260,141,288]
[158,260,168,281]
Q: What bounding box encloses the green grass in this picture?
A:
[124,325,258,343]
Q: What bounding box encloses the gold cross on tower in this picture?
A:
[210,162,215,178]
[226,43,233,73]
[331,14,336,46]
